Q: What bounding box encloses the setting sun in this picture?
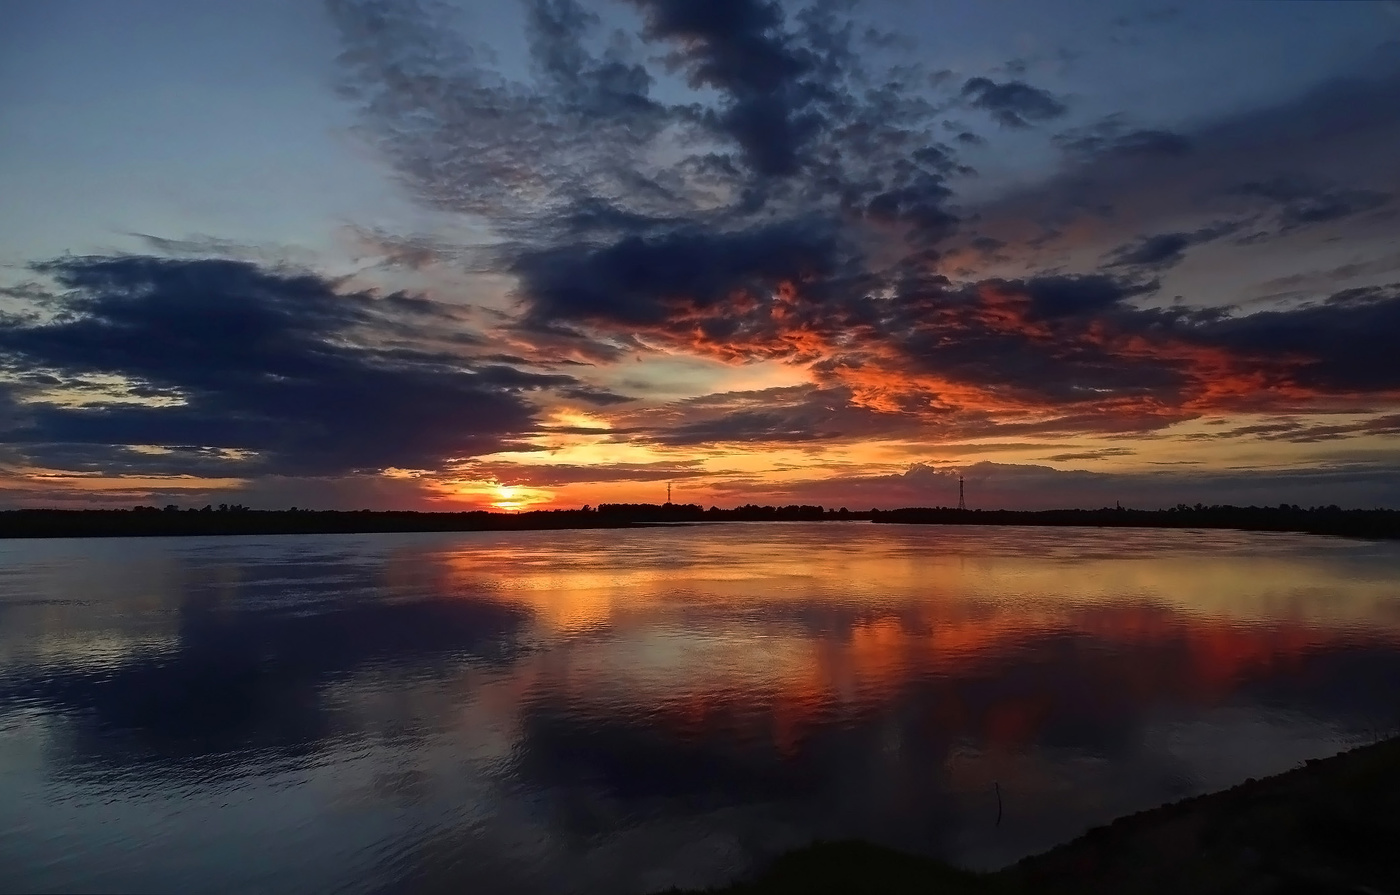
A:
[490,484,550,512]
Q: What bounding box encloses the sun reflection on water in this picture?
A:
[3,524,1399,894]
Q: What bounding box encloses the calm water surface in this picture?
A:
[2,523,1399,894]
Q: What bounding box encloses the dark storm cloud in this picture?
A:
[798,274,1194,415]
[325,0,1400,457]
[2,442,255,478]
[1017,273,1156,318]
[1042,448,1135,462]
[1188,413,1400,445]
[549,260,1400,442]
[1107,232,1192,268]
[629,0,835,177]
[1233,174,1392,231]
[526,0,660,122]
[0,256,619,476]
[1056,121,1193,159]
[653,406,839,446]
[330,0,970,312]
[1195,285,1400,393]
[1104,221,1240,270]
[862,170,961,244]
[984,67,1400,259]
[330,0,678,238]
[960,77,1067,128]
[512,220,845,327]
[799,274,1400,427]
[632,385,922,447]
[332,0,900,235]
[467,458,707,487]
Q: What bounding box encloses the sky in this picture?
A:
[2,0,1399,512]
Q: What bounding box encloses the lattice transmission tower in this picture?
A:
[957,475,966,511]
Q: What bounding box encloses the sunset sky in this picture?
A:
[2,0,1399,511]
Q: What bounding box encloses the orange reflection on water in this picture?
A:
[590,607,1393,761]
[393,525,1400,757]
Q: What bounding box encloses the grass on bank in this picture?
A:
[663,736,1400,894]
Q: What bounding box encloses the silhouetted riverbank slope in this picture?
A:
[873,505,1400,539]
[667,736,1400,894]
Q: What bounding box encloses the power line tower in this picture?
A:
[667,481,672,505]
[957,475,966,511]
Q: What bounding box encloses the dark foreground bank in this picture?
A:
[666,737,1400,894]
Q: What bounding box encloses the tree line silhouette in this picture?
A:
[872,503,1400,539]
[0,503,867,539]
[0,502,1395,539]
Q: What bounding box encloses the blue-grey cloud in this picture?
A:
[960,77,1067,128]
[1056,120,1193,159]
[329,0,971,259]
[210,3,1400,463]
[0,256,624,476]
[982,67,1400,259]
[1234,174,1392,231]
[628,0,835,177]
[512,220,847,328]
[1105,220,1241,270]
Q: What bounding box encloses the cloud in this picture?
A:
[328,0,1400,441]
[711,460,1400,511]
[628,0,835,177]
[512,220,846,329]
[1233,174,1392,231]
[528,252,1400,447]
[5,0,1373,506]
[596,385,887,447]
[18,254,1394,492]
[976,67,1400,262]
[1195,285,1400,394]
[329,0,676,238]
[330,0,969,248]
[1055,120,1193,160]
[465,458,708,487]
[960,77,1067,128]
[1041,448,1135,462]
[1104,221,1240,270]
[1107,232,1193,268]
[0,256,622,477]
[812,275,1400,429]
[1188,413,1400,445]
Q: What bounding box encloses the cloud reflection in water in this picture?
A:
[1,524,1399,894]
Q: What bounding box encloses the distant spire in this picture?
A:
[958,475,966,511]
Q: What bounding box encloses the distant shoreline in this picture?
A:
[872,505,1400,540]
[1,503,1397,540]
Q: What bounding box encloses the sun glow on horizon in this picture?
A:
[489,483,554,512]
